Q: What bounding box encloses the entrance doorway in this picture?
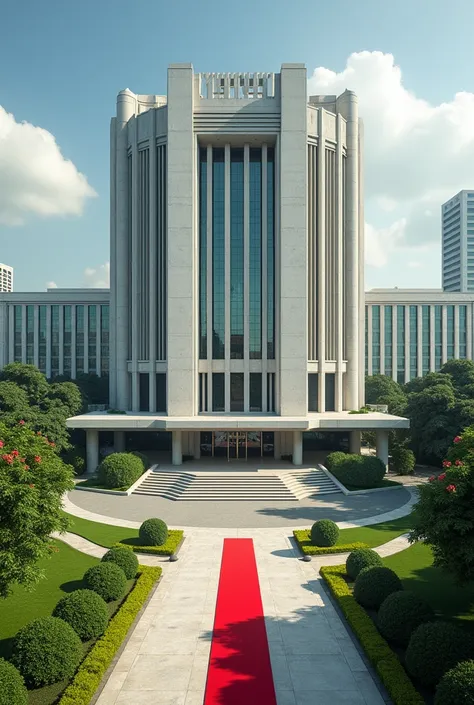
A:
[200,432,274,460]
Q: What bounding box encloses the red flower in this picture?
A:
[455,459,463,466]
[18,420,25,426]
[442,460,452,468]
[439,473,447,481]
[20,457,26,463]
[11,450,19,457]
[0,440,4,448]
[454,436,462,444]
[428,475,436,482]
[24,465,29,470]
[446,484,456,493]
[2,454,13,464]
[34,455,41,463]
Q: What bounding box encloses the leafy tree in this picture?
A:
[0,363,49,405]
[440,358,474,393]
[405,382,457,464]
[404,371,452,395]
[0,421,74,598]
[45,382,83,417]
[0,381,29,418]
[365,375,406,413]
[54,373,109,406]
[410,428,474,583]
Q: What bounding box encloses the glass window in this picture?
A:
[447,305,455,360]
[372,306,380,375]
[199,148,207,359]
[39,305,47,372]
[459,305,467,359]
[397,305,405,384]
[384,305,392,377]
[230,373,244,412]
[409,305,418,380]
[212,372,225,412]
[435,305,442,371]
[325,373,335,412]
[139,373,149,412]
[365,306,368,376]
[422,305,430,374]
[88,306,97,374]
[249,148,262,359]
[156,373,167,412]
[212,149,225,359]
[63,306,72,375]
[26,305,34,364]
[51,305,59,378]
[101,305,109,374]
[267,148,275,359]
[308,374,318,412]
[76,305,84,374]
[14,305,22,361]
[230,148,244,359]
[249,373,262,412]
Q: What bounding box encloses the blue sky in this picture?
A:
[2,0,474,291]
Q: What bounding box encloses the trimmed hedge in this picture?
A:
[320,565,424,705]
[53,589,109,641]
[353,566,403,610]
[0,658,28,705]
[11,616,82,687]
[435,660,474,705]
[58,566,162,705]
[139,518,168,546]
[293,531,367,556]
[377,590,434,647]
[114,529,184,556]
[326,452,386,489]
[102,546,139,579]
[346,548,383,580]
[310,519,340,547]
[83,562,127,602]
[390,446,415,476]
[97,452,144,489]
[405,621,471,687]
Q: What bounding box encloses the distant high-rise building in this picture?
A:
[0,264,13,293]
[442,190,474,292]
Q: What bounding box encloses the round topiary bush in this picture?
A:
[53,589,109,641]
[139,518,168,546]
[377,590,435,646]
[0,658,28,705]
[353,566,403,610]
[346,548,383,580]
[101,546,139,580]
[310,519,339,547]
[97,452,144,489]
[390,446,416,476]
[83,562,127,602]
[435,660,474,705]
[11,616,82,687]
[405,621,471,687]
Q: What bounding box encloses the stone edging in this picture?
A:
[74,465,157,497]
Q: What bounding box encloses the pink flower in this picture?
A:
[454,436,462,444]
[2,454,13,465]
[442,460,452,468]
[428,475,436,482]
[439,473,447,481]
[24,465,29,470]
[0,440,4,448]
[18,420,25,426]
[446,484,456,493]
[34,455,41,464]
[11,450,19,457]
[455,459,463,467]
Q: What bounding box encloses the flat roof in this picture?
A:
[66,411,409,432]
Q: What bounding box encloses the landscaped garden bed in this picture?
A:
[75,452,149,493]
[0,540,161,705]
[324,452,403,492]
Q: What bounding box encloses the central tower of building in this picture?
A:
[109,64,364,441]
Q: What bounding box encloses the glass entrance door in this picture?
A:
[200,432,274,459]
[227,432,247,460]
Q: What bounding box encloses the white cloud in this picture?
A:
[0,105,96,226]
[308,51,474,265]
[84,262,109,288]
[46,281,58,289]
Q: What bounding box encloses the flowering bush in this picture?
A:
[0,421,74,597]
[410,426,474,583]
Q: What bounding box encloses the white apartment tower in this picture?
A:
[442,189,474,292]
[0,264,13,293]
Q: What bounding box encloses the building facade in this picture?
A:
[0,263,13,293]
[442,190,474,292]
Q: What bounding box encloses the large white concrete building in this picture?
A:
[0,263,13,293]
[442,189,474,292]
[0,64,409,470]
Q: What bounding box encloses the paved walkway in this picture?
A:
[96,530,389,705]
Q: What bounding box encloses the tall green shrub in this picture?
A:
[97,452,144,489]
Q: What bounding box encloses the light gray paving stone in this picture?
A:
[122,653,195,691]
[287,654,359,691]
[116,692,186,705]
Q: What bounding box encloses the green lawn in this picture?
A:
[383,542,474,625]
[0,540,98,661]
[337,513,414,547]
[342,478,402,491]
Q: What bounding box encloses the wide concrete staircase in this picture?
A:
[132,466,341,501]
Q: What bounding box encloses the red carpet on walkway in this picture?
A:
[204,538,277,705]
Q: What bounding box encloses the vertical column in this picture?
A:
[442,304,448,364]
[0,304,7,368]
[358,120,366,405]
[261,144,268,411]
[71,306,77,379]
[114,89,136,410]
[317,109,326,412]
[292,430,303,466]
[96,304,102,377]
[274,431,281,460]
[172,430,183,465]
[224,144,231,412]
[336,115,344,411]
[59,304,64,375]
[33,305,39,368]
[194,432,201,459]
[454,305,460,358]
[376,429,389,472]
[404,305,410,383]
[149,112,157,412]
[46,306,52,378]
[279,64,307,416]
[417,304,423,377]
[337,90,359,410]
[367,306,373,375]
[392,305,397,380]
[8,306,14,363]
[83,305,89,373]
[131,119,139,412]
[114,431,125,452]
[167,64,195,417]
[243,143,250,412]
[21,305,26,363]
[86,429,99,475]
[379,305,385,375]
[468,304,473,360]
[274,134,281,413]
[206,144,213,407]
[429,305,435,372]
[349,430,361,454]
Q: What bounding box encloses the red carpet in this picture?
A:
[204,538,277,705]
